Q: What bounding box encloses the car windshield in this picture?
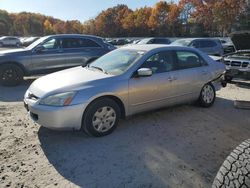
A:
[26,36,49,50]
[172,39,191,46]
[87,49,144,75]
[137,38,151,44]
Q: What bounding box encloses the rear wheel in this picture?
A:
[0,64,24,86]
[198,83,216,107]
[82,98,121,137]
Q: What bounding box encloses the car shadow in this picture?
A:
[38,97,250,187]
[0,78,35,102]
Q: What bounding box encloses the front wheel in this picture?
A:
[198,83,216,107]
[82,98,121,137]
[0,64,24,86]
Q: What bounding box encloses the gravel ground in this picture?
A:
[0,80,249,188]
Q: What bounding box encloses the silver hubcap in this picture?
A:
[202,85,214,104]
[92,106,116,133]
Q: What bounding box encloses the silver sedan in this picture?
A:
[24,45,226,137]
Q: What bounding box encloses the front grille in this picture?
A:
[224,59,249,68]
[231,61,241,67]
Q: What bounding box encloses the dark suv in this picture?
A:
[0,34,115,86]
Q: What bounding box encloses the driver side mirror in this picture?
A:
[137,68,153,77]
[35,45,45,53]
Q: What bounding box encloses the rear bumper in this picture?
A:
[212,74,227,89]
[24,98,86,130]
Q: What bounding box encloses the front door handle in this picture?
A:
[202,70,208,75]
[168,76,177,82]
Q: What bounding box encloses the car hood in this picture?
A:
[29,66,113,98]
[0,48,30,56]
[230,31,250,50]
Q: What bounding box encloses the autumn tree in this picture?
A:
[212,0,246,36]
[44,19,54,35]
[122,7,152,36]
[148,1,170,36]
[94,4,132,37]
[0,10,11,35]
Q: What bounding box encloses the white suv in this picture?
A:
[0,36,21,47]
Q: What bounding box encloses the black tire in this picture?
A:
[82,98,121,137]
[225,75,233,82]
[0,42,3,47]
[212,139,250,188]
[198,83,216,107]
[0,64,24,86]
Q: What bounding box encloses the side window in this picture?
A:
[42,38,59,49]
[200,40,217,48]
[79,38,101,47]
[175,51,206,69]
[62,38,81,49]
[141,51,176,74]
[190,41,199,48]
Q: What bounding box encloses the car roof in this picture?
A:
[47,34,103,40]
[121,44,199,52]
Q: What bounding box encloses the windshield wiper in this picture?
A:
[89,65,108,74]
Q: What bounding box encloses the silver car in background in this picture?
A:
[172,38,224,56]
[24,45,226,137]
[0,36,21,47]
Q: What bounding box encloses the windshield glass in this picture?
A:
[26,36,49,50]
[138,38,151,44]
[172,39,191,46]
[88,49,144,75]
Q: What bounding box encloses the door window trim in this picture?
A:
[173,50,208,70]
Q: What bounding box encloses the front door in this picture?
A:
[128,50,178,114]
[31,37,69,74]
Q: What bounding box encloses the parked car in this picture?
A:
[24,45,226,137]
[0,34,115,86]
[0,36,21,47]
[137,37,171,45]
[172,38,224,56]
[219,38,235,54]
[21,37,40,47]
[223,31,250,81]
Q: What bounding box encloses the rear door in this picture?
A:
[171,50,210,101]
[61,37,107,67]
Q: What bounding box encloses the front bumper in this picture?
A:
[24,98,86,130]
[225,66,250,76]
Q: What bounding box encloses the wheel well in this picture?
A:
[87,95,126,118]
[0,62,27,75]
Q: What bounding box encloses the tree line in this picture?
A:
[0,0,249,37]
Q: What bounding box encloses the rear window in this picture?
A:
[175,51,206,69]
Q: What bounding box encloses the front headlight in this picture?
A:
[39,92,76,106]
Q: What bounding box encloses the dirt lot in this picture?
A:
[0,78,249,188]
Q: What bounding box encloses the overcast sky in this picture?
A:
[0,0,179,22]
